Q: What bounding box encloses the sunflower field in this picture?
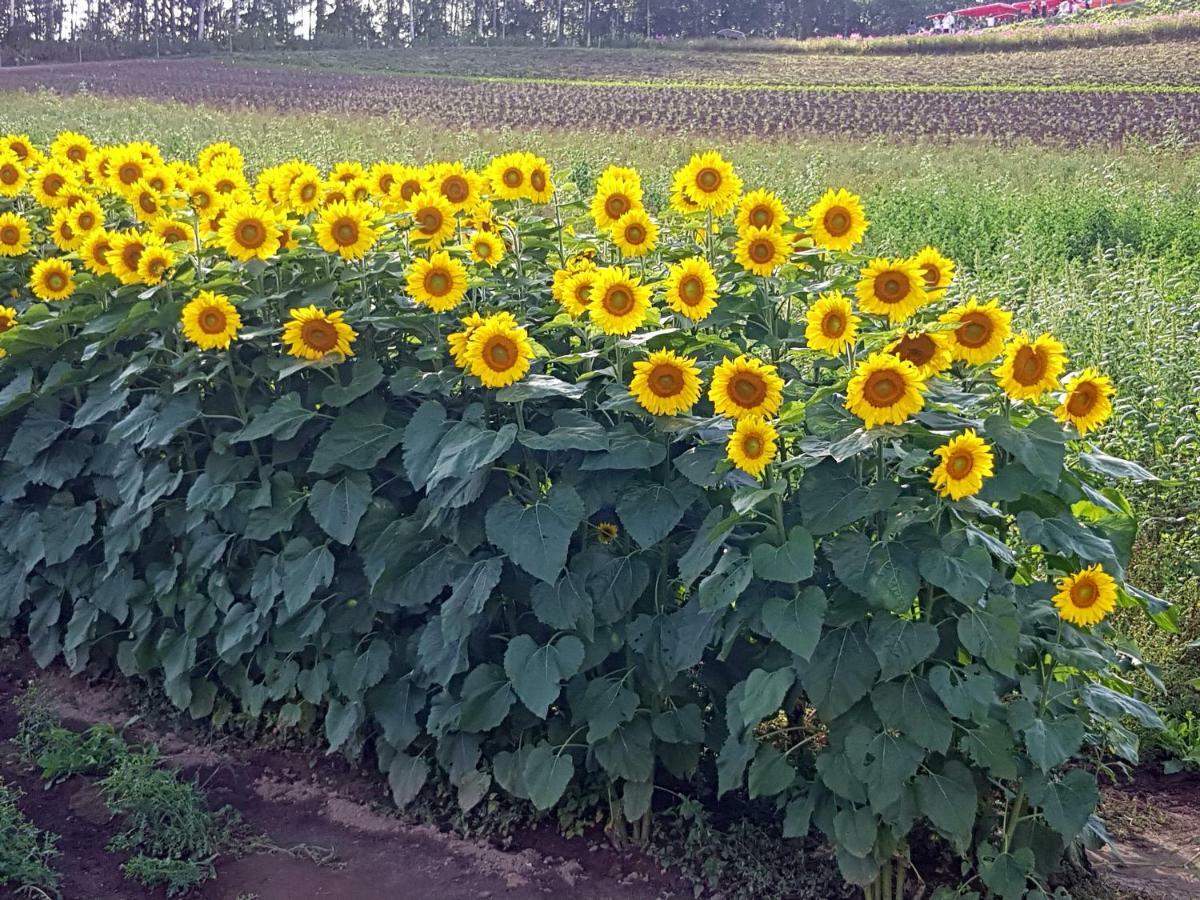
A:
[0,131,1170,897]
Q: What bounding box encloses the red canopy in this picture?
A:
[952,3,1021,16]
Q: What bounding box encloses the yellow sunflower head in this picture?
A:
[366,161,401,200]
[736,189,788,233]
[407,189,456,249]
[447,311,490,368]
[181,291,242,351]
[81,229,116,275]
[804,291,860,356]
[465,314,534,388]
[208,166,249,199]
[197,141,244,174]
[888,330,953,380]
[805,188,869,252]
[939,297,1012,365]
[930,429,995,500]
[69,199,105,238]
[610,208,659,258]
[49,207,80,252]
[589,172,644,230]
[845,352,927,429]
[912,246,956,296]
[314,200,379,260]
[709,355,785,420]
[218,203,281,263]
[0,212,31,257]
[31,161,77,209]
[0,150,29,197]
[727,416,779,479]
[185,176,221,214]
[3,133,36,163]
[630,349,702,417]
[0,304,18,334]
[29,257,76,302]
[1053,565,1117,627]
[663,256,718,322]
[595,521,620,545]
[1056,368,1115,437]
[428,161,482,212]
[152,217,192,247]
[484,152,532,201]
[106,230,149,285]
[993,333,1067,401]
[560,268,600,318]
[109,146,150,192]
[136,238,175,285]
[526,155,554,203]
[385,165,426,211]
[288,167,325,213]
[51,130,95,168]
[668,168,704,217]
[282,306,357,362]
[588,266,652,336]
[677,151,742,215]
[406,250,469,313]
[329,160,366,186]
[129,178,165,222]
[734,226,789,277]
[469,231,505,267]
[855,257,928,323]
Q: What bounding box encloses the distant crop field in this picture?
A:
[0,58,1196,145]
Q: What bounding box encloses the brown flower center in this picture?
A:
[67,145,86,162]
[119,163,142,185]
[649,364,684,398]
[729,372,767,407]
[43,173,65,196]
[530,170,547,193]
[199,307,227,335]
[823,206,851,237]
[45,271,67,292]
[956,312,993,348]
[418,208,443,235]
[624,223,646,245]
[442,176,469,204]
[91,240,112,266]
[400,179,421,201]
[678,275,705,306]
[603,286,634,316]
[1067,383,1098,417]
[300,183,317,202]
[161,226,187,244]
[749,205,773,229]
[138,193,158,214]
[947,452,973,479]
[122,243,144,271]
[424,269,452,297]
[58,222,75,241]
[864,370,903,407]
[604,194,631,221]
[0,315,11,331]
[76,211,97,231]
[301,319,338,352]
[378,173,395,193]
[474,240,493,258]
[1071,579,1098,608]
[333,219,358,246]
[484,335,518,371]
[921,263,941,287]
[572,280,594,308]
[873,271,910,304]
[695,168,720,192]
[0,225,19,245]
[749,238,775,264]
[236,220,265,249]
[742,435,764,458]
[0,165,19,185]
[892,333,937,368]
[822,313,845,338]
[1012,346,1046,386]
[502,167,524,189]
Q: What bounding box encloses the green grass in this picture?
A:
[0,779,60,896]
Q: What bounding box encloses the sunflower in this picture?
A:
[1052,565,1117,627]
[663,256,718,322]
[136,239,175,285]
[469,231,505,267]
[552,254,596,303]
[803,292,859,356]
[1056,368,1115,437]
[727,416,779,479]
[143,166,175,197]
[50,207,83,252]
[630,350,702,417]
[208,166,249,198]
[710,355,784,420]
[589,266,652,336]
[81,230,116,275]
[805,188,869,252]
[0,151,28,197]
[888,331,953,380]
[109,146,149,192]
[185,176,220,214]
[314,201,379,260]
[447,311,491,368]
[152,217,192,247]
[855,257,928,323]
[0,304,14,358]
[560,267,600,318]
[734,226,789,277]
[343,177,373,204]
[595,522,620,545]
[677,151,742,215]
[29,258,76,302]
[845,352,927,428]
[912,246,955,297]
[2,134,35,163]
[387,165,426,209]
[31,162,76,208]
[283,306,356,361]
[736,189,788,233]
[994,333,1067,401]
[610,208,659,258]
[406,251,469,313]
[197,141,244,174]
[288,169,325,213]
[526,155,554,203]
[669,168,704,217]
[930,430,995,500]
[427,161,482,212]
[129,178,164,222]
[69,199,105,237]
[407,189,456,249]
[218,203,281,262]
[329,160,366,185]
[106,230,148,285]
[590,172,644,230]
[465,314,534,388]
[181,291,242,350]
[51,131,94,167]
[939,297,1012,365]
[0,212,31,257]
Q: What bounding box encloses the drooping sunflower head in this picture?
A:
[136,238,175,285]
[560,267,600,318]
[282,306,357,362]
[181,290,242,351]
[804,291,860,357]
[447,311,490,368]
[1056,368,1115,437]
[610,208,659,258]
[81,229,116,275]
[630,349,703,417]
[469,231,505,267]
[709,355,785,420]
[726,416,779,479]
[588,266,652,336]
[465,314,534,388]
[663,256,718,322]
[0,150,28,197]
[3,133,35,163]
[1053,564,1117,627]
[406,250,469,313]
[888,330,953,380]
[855,257,928,323]
[678,151,742,215]
[315,200,380,261]
[939,297,1012,365]
[29,257,76,302]
[0,212,31,257]
[845,352,927,429]
[736,189,788,233]
[805,188,869,252]
[912,246,956,295]
[407,189,456,249]
[993,333,1067,401]
[734,226,789,277]
[218,203,282,263]
[930,429,995,501]
[589,172,644,230]
[51,130,95,168]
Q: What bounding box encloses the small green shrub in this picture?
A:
[120,855,210,898]
[1159,712,1200,773]
[0,778,61,895]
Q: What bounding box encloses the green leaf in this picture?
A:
[369,678,424,750]
[751,526,815,584]
[233,392,314,442]
[959,719,1018,779]
[1022,716,1085,773]
[677,505,733,588]
[748,744,795,798]
[580,425,666,471]
[783,791,816,838]
[523,743,575,810]
[739,667,796,728]
[73,384,130,428]
[402,400,449,489]
[652,705,704,744]
[310,405,404,474]
[439,558,503,643]
[868,614,939,681]
[798,624,879,720]
[458,664,516,733]
[324,698,362,752]
[827,532,920,612]
[424,420,517,492]
[985,414,1066,489]
[698,548,753,609]
[623,779,653,821]
[577,677,639,743]
[387,752,429,807]
[307,472,372,545]
[1077,450,1155,482]
[1026,769,1098,841]
[616,482,698,549]
[496,373,585,402]
[834,806,878,858]
[504,634,585,718]
[1016,511,1120,575]
[486,484,585,584]
[322,357,384,407]
[41,501,96,566]
[282,540,335,616]
[873,676,953,755]
[519,410,608,451]
[957,591,1020,676]
[915,760,977,851]
[979,846,1035,900]
[594,717,654,782]
[798,463,899,535]
[140,393,199,448]
[760,586,828,661]
[845,725,924,813]
[6,402,67,466]
[919,544,993,604]
[531,574,594,640]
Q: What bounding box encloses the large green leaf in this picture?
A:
[530,573,594,640]
[677,505,733,588]
[915,759,977,851]
[6,402,67,466]
[748,744,796,799]
[984,414,1067,489]
[798,463,899,535]
[760,586,827,661]
[322,357,384,407]
[868,614,939,681]
[308,472,372,545]
[485,484,585,583]
[845,725,924,813]
[1022,716,1085,773]
[519,410,608,451]
[616,482,698,549]
[827,532,920,612]
[698,547,753,609]
[458,664,517,733]
[233,392,314,442]
[281,540,335,616]
[369,677,424,750]
[872,675,953,754]
[833,806,878,858]
[919,544,993,605]
[751,526,815,584]
[504,633,585,718]
[387,752,429,807]
[593,716,654,782]
[41,501,96,566]
[523,742,575,810]
[797,623,879,720]
[1016,511,1121,575]
[956,591,1020,676]
[1026,769,1098,841]
[738,667,796,728]
[580,424,666,471]
[310,404,404,474]
[576,677,640,743]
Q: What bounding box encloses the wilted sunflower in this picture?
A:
[710,355,784,420]
[735,227,789,277]
[407,251,469,312]
[939,297,1012,365]
[590,172,644,230]
[0,151,28,197]
[912,246,955,297]
[466,314,533,388]
[283,306,357,361]
[855,257,928,323]
[630,350,702,417]
[845,352,927,428]
[0,212,30,257]
[1053,565,1117,627]
[560,267,599,318]
[804,292,859,356]
[736,189,788,233]
[805,188,868,252]
[930,430,995,500]
[219,203,281,263]
[888,331,953,380]
[469,231,505,267]
[1056,368,1115,436]
[610,208,659,258]
[663,256,718,322]
[181,291,242,350]
[589,266,652,336]
[407,190,456,249]
[315,201,379,261]
[81,230,115,275]
[136,239,175,285]
[678,151,742,215]
[726,416,779,479]
[994,333,1067,401]
[29,257,76,302]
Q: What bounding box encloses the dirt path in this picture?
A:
[0,658,678,900]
